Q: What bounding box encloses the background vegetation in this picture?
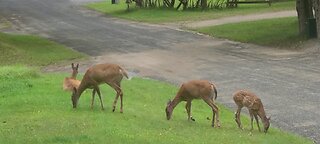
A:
[86,0,295,23]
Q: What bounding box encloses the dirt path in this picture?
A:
[183,10,297,28]
[0,0,319,143]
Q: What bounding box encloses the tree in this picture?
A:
[313,0,320,37]
[296,0,313,36]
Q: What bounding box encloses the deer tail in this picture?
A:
[119,67,129,79]
[211,83,217,100]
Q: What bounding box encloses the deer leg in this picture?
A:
[112,92,120,112]
[235,106,242,129]
[203,98,220,127]
[108,82,122,113]
[117,83,124,113]
[185,100,195,121]
[254,113,261,132]
[94,86,104,110]
[212,103,220,127]
[249,110,254,131]
[91,89,96,110]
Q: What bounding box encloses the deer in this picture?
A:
[233,90,271,133]
[71,63,129,113]
[62,63,105,110]
[63,63,81,91]
[165,80,221,127]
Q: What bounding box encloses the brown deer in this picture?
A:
[63,63,81,91]
[165,80,220,127]
[233,90,270,133]
[71,63,129,113]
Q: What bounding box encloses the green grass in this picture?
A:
[0,32,86,66]
[0,66,312,144]
[86,0,295,23]
[196,17,305,48]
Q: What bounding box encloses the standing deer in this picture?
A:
[233,90,270,133]
[71,63,129,113]
[165,80,220,127]
[63,63,81,91]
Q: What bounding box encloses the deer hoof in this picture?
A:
[191,117,196,121]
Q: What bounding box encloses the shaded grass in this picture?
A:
[0,66,312,144]
[0,32,86,66]
[0,16,11,29]
[86,0,295,23]
[196,17,306,48]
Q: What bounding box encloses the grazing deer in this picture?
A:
[63,63,97,110]
[71,63,129,113]
[63,63,81,91]
[233,90,270,133]
[165,80,220,127]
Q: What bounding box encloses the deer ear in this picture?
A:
[76,64,79,69]
[268,116,271,121]
[71,63,74,68]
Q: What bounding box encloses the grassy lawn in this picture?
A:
[0,16,11,29]
[0,32,86,66]
[196,17,305,48]
[86,0,295,23]
[0,66,313,144]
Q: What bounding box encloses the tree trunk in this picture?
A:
[296,0,313,36]
[313,0,320,38]
[135,0,143,7]
[170,0,176,7]
[201,0,207,9]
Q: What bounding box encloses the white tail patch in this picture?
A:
[210,84,214,90]
[119,69,132,80]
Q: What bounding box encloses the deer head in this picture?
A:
[71,63,79,78]
[165,99,173,120]
[263,116,271,133]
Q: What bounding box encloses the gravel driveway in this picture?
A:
[0,0,319,142]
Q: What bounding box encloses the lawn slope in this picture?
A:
[0,32,85,66]
[0,66,312,144]
[196,17,305,48]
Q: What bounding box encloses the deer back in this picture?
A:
[180,80,215,100]
[233,90,263,110]
[63,77,80,91]
[83,63,126,85]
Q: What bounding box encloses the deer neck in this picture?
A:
[257,108,268,124]
[71,72,77,79]
[168,97,181,111]
[75,80,87,99]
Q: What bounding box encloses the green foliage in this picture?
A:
[0,32,86,66]
[86,1,295,23]
[196,17,306,48]
[0,67,312,144]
